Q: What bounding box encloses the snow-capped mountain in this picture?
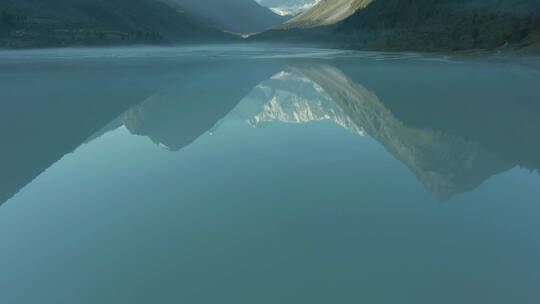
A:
[256,0,321,16]
[277,0,373,29]
[161,0,287,33]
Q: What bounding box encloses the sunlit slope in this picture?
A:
[276,0,373,29]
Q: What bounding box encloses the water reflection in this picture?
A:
[226,70,364,136]
[224,63,538,200]
[92,62,278,150]
[288,64,515,201]
[0,58,279,204]
[1,54,539,206]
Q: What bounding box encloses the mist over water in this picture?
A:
[1,45,539,304]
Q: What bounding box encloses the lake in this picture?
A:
[1,45,539,303]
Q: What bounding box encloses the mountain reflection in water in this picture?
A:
[2,48,540,304]
[1,51,539,205]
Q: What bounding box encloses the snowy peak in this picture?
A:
[161,0,288,33]
[277,0,373,29]
[257,0,321,16]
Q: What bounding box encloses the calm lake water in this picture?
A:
[1,45,539,303]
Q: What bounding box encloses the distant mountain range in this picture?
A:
[255,0,319,16]
[0,0,286,48]
[2,0,539,51]
[161,0,288,33]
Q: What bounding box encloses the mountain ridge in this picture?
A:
[336,0,540,51]
[161,0,288,33]
[276,0,372,29]
[0,0,239,48]
[255,0,540,53]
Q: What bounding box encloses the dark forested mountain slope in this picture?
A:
[162,0,288,33]
[0,0,235,48]
[335,0,540,51]
[255,0,540,52]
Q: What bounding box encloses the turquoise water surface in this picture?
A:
[1,46,539,303]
